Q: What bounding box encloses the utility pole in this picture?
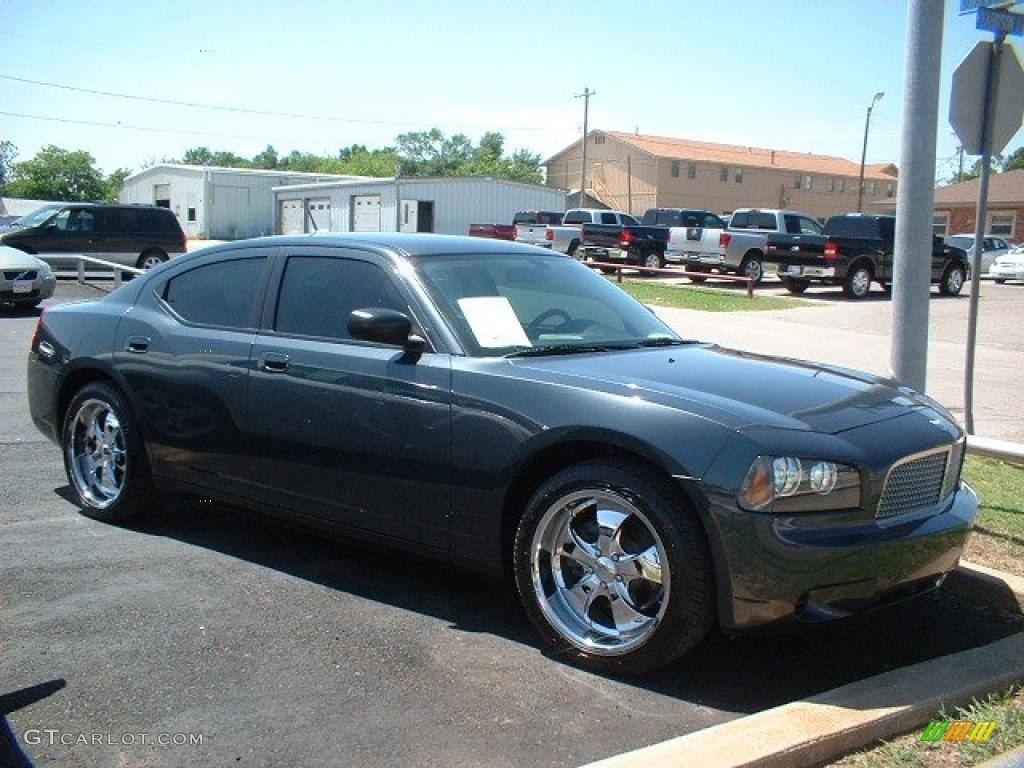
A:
[857,91,885,212]
[575,87,595,206]
[626,155,633,214]
[957,143,966,182]
[891,0,945,393]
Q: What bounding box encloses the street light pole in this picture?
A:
[575,87,595,207]
[857,91,885,212]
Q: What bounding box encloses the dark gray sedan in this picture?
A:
[26,234,977,675]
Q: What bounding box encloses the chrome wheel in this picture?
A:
[644,253,661,270]
[946,267,964,294]
[742,257,763,283]
[850,268,871,297]
[530,489,669,656]
[66,398,128,509]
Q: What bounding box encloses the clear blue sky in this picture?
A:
[0,0,1018,181]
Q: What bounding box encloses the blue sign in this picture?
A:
[977,5,1024,34]
[961,0,1016,12]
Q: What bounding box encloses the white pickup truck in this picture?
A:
[645,209,729,266]
[516,208,638,257]
[673,208,823,284]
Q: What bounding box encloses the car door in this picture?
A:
[245,246,452,551]
[114,248,275,490]
[30,207,98,270]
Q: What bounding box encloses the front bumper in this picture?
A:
[711,483,977,630]
[0,274,56,302]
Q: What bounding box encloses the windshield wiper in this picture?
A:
[504,343,639,358]
[636,337,700,347]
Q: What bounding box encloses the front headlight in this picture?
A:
[35,260,53,277]
[738,456,861,513]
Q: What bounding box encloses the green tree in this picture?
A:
[104,167,132,202]
[182,146,214,165]
[962,153,1003,181]
[0,140,16,189]
[4,145,107,201]
[252,144,279,169]
[1002,146,1024,172]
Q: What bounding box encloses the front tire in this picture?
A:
[513,459,714,676]
[939,264,966,296]
[62,381,154,524]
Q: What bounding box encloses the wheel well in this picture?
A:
[499,440,700,579]
[848,257,875,278]
[742,249,763,261]
[57,368,117,429]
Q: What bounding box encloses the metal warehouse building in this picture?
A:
[119,164,361,240]
[272,176,566,235]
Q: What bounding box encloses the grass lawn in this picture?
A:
[832,688,1024,767]
[610,278,811,312]
[962,456,1024,578]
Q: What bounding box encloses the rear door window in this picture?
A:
[163,257,267,329]
[563,211,590,225]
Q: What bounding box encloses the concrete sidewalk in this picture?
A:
[652,288,1024,442]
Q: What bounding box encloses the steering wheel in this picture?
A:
[526,308,572,338]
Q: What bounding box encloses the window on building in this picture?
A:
[933,213,950,237]
[987,212,1015,237]
[793,174,802,190]
[163,258,266,329]
[275,256,408,341]
[837,178,846,193]
[671,161,681,178]
[826,178,835,193]
[802,174,813,191]
[886,183,895,198]
[187,207,197,223]
[687,163,697,180]
[734,168,743,183]
[720,166,729,182]
[593,134,605,144]
[868,181,877,196]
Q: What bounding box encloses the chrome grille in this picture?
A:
[876,447,951,519]
[3,270,37,280]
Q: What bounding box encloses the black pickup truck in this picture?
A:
[580,208,719,273]
[763,214,970,299]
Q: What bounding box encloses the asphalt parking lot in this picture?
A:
[2,281,1022,768]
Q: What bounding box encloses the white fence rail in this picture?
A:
[966,435,1024,466]
[69,255,145,288]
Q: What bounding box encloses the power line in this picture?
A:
[0,73,544,132]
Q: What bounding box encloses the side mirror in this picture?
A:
[348,308,425,353]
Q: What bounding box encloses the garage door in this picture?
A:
[352,195,381,232]
[279,199,303,235]
[308,198,331,232]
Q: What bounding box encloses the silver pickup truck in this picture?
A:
[516,208,638,257]
[677,208,823,284]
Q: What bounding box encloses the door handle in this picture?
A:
[126,336,150,354]
[261,352,289,373]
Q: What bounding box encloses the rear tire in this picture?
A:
[780,277,810,294]
[639,250,664,277]
[62,381,154,524]
[739,253,764,285]
[513,459,714,676]
[688,265,708,284]
[137,250,168,270]
[567,240,580,260]
[842,263,873,299]
[939,264,966,296]
[995,278,1007,285]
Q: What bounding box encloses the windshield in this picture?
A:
[946,236,973,250]
[416,252,679,356]
[13,205,63,228]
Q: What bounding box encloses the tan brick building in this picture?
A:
[874,169,1024,242]
[544,130,898,220]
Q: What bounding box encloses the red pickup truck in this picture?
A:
[468,210,564,241]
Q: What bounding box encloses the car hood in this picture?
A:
[509,344,938,434]
[0,245,45,271]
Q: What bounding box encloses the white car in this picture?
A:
[0,245,56,308]
[990,245,1024,283]
[944,234,1011,274]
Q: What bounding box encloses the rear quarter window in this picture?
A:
[163,257,266,328]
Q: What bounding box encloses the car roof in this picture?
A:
[198,232,562,259]
[44,203,172,211]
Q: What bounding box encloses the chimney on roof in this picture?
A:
[770,150,775,165]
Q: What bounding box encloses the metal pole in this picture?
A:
[575,88,594,206]
[891,0,945,393]
[965,35,1004,434]
[857,107,872,212]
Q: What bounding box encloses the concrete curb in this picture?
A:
[582,562,1024,768]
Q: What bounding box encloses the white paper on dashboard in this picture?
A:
[457,296,531,348]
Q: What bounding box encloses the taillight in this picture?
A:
[766,242,776,252]
[620,229,634,247]
[719,232,732,247]
[545,228,554,241]
[30,309,45,351]
[824,241,841,260]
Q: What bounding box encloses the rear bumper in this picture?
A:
[714,483,977,630]
[778,264,837,279]
[990,264,1024,279]
[27,353,61,444]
